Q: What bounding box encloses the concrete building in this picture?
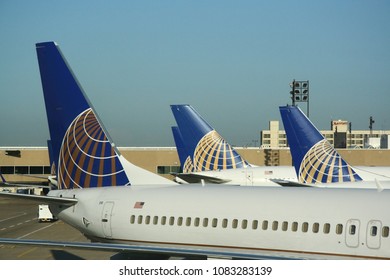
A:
[261,120,390,149]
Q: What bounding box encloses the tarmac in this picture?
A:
[0,197,114,260]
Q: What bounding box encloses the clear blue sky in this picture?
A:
[1,0,389,147]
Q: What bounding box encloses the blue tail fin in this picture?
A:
[36,42,173,188]
[171,126,194,172]
[170,104,250,171]
[279,105,362,184]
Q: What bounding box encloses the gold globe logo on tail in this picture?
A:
[299,139,361,184]
[58,108,130,189]
[192,131,249,171]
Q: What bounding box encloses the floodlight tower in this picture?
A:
[289,80,309,117]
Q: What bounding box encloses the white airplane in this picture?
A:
[1,41,390,259]
[279,105,390,188]
[170,105,297,186]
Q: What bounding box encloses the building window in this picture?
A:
[157,166,181,174]
[0,166,14,174]
[30,166,44,174]
[15,166,28,174]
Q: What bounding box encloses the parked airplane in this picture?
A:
[1,42,390,259]
[171,104,389,187]
[279,105,390,188]
[170,104,297,185]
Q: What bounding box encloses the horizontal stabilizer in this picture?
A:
[0,191,77,206]
[174,173,232,184]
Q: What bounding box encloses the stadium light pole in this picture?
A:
[289,80,309,117]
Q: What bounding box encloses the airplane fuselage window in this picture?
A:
[336,224,343,235]
[127,214,389,247]
[302,222,309,233]
[349,225,356,235]
[312,222,319,233]
[242,219,248,229]
[382,226,389,238]
[323,223,331,234]
[371,226,378,237]
[292,222,298,232]
[186,217,191,226]
[252,220,259,230]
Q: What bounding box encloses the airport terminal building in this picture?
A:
[1,144,390,185]
[261,120,390,149]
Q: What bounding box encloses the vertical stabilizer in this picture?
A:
[171,104,250,171]
[279,105,362,184]
[36,42,173,188]
[171,126,194,172]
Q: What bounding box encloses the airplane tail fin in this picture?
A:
[36,42,173,189]
[279,105,362,184]
[171,126,194,172]
[170,104,250,171]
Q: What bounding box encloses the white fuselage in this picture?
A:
[179,166,390,187]
[48,184,390,259]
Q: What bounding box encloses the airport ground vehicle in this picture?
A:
[38,204,56,222]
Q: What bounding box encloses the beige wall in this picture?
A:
[1,147,390,183]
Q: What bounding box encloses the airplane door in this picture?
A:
[101,202,114,238]
[366,220,381,249]
[345,219,360,248]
